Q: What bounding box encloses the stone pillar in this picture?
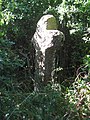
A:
[31,14,65,86]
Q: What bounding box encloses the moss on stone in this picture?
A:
[47,17,58,30]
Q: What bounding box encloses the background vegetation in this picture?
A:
[0,0,90,119]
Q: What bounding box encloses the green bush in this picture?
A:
[65,79,90,120]
[1,83,67,120]
[0,0,90,120]
[65,55,90,120]
[1,77,90,120]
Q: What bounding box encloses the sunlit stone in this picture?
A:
[32,14,65,86]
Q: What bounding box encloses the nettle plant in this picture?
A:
[65,55,90,120]
[0,38,23,83]
[66,79,90,120]
[83,55,90,79]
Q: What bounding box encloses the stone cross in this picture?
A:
[32,14,65,86]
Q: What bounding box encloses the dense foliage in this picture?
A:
[0,0,90,119]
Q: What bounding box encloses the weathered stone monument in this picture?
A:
[32,14,65,86]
